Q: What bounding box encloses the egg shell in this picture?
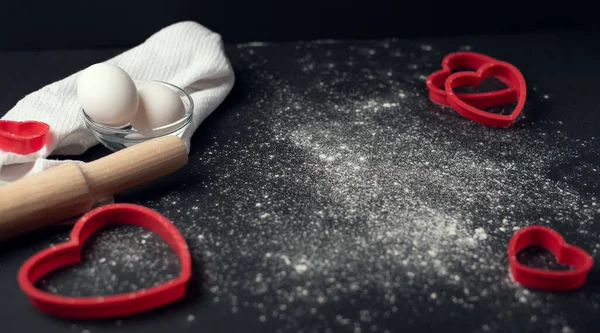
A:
[130,82,186,130]
[77,63,139,127]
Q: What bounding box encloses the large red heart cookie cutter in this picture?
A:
[508,225,593,291]
[445,60,527,127]
[426,51,517,108]
[18,203,192,319]
[0,120,50,155]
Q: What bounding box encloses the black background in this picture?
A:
[1,31,600,332]
[0,1,599,51]
[2,1,600,333]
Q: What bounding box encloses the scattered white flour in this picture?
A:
[420,44,433,51]
[237,41,270,48]
[36,39,600,333]
[37,225,180,297]
[295,264,308,274]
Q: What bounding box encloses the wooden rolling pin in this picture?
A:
[0,135,188,242]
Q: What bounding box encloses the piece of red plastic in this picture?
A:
[426,51,517,108]
[508,225,593,291]
[0,120,50,155]
[445,60,527,127]
[17,203,192,319]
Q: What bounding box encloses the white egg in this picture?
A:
[130,82,186,130]
[77,63,139,127]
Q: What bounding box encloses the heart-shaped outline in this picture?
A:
[445,61,527,127]
[426,51,517,108]
[17,203,192,319]
[508,225,593,291]
[0,120,50,155]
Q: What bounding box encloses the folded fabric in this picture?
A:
[0,21,235,184]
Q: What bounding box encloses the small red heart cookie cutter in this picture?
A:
[17,203,192,319]
[0,120,50,155]
[508,225,593,291]
[426,51,517,108]
[445,61,527,128]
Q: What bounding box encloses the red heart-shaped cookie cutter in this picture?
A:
[0,120,50,155]
[445,61,527,127]
[18,203,192,319]
[426,51,517,108]
[508,225,593,291]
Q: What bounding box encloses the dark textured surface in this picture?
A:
[1,32,600,333]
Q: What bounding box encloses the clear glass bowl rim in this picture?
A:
[82,80,194,135]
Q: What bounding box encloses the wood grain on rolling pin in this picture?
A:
[0,135,188,241]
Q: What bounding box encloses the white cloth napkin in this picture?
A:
[0,21,235,184]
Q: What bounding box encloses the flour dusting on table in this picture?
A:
[40,40,600,333]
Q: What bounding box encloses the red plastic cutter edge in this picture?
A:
[0,120,50,155]
[426,51,517,108]
[17,203,192,319]
[508,225,593,291]
[445,60,527,127]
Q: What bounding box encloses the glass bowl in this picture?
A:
[83,80,193,151]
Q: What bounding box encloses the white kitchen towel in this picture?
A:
[0,21,235,184]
